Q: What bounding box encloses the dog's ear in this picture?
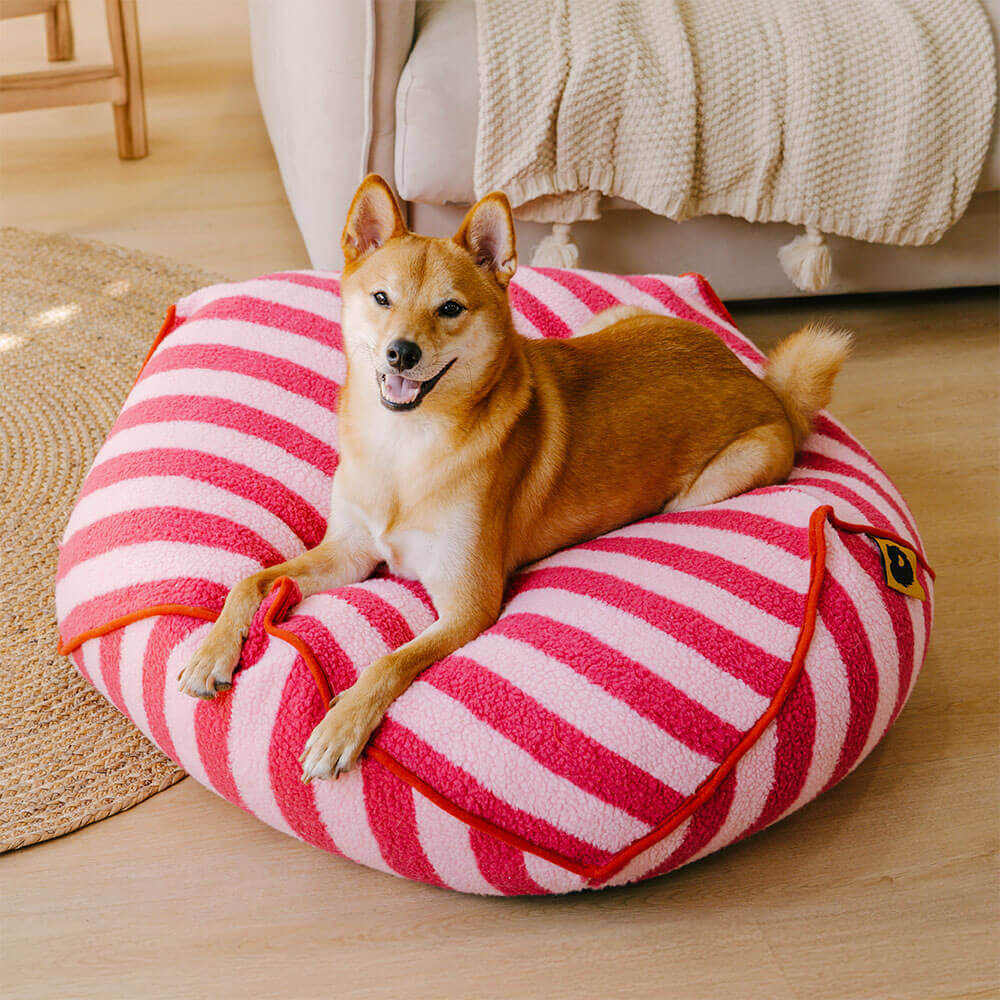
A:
[453,192,517,287]
[342,174,408,264]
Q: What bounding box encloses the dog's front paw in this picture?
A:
[299,695,378,782]
[177,626,243,699]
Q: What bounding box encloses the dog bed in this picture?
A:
[56,267,933,895]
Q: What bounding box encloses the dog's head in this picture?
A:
[339,174,517,414]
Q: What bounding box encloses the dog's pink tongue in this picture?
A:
[384,374,421,404]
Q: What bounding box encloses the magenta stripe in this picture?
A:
[333,587,415,651]
[363,764,443,886]
[79,450,325,547]
[268,663,340,852]
[58,508,284,582]
[491,613,739,761]
[818,575,880,791]
[623,275,758,361]
[790,475,900,536]
[113,395,339,475]
[194,686,245,808]
[645,770,738,880]
[428,654,684,825]
[190,295,343,350]
[534,268,620,313]
[142,616,199,766]
[376,717,613,868]
[61,579,228,648]
[277,611,359,695]
[743,671,816,839]
[470,829,548,895]
[662,502,813,559]
[509,282,573,339]
[813,415,882,467]
[578,534,806,625]
[98,631,127,714]
[509,565,789,696]
[72,647,92,685]
[840,532,916,727]
[796,450,918,541]
[142,343,341,413]
[375,571,438,614]
[260,271,341,295]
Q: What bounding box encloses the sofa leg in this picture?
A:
[45,0,74,62]
[106,0,147,159]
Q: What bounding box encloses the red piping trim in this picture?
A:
[134,304,179,387]
[679,272,739,329]
[56,505,933,884]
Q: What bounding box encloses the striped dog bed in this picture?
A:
[56,268,933,895]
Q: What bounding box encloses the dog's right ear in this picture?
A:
[342,174,407,264]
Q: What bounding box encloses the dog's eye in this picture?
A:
[438,300,465,318]
[372,291,391,308]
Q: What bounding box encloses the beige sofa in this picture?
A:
[249,0,999,299]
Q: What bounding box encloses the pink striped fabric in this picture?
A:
[56,268,934,895]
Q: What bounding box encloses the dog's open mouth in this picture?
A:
[377,359,456,411]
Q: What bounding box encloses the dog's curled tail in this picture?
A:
[765,323,853,446]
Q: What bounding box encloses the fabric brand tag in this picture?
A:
[871,536,926,601]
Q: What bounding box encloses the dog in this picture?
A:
[178,173,851,782]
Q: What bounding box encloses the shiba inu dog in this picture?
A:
[178,174,851,782]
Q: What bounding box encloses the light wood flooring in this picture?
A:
[2,3,998,998]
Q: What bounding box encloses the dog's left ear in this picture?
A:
[454,192,517,287]
[342,174,408,264]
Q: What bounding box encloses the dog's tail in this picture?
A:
[765,323,853,446]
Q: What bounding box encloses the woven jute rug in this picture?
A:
[0,228,228,852]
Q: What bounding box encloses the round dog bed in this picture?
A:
[56,267,933,895]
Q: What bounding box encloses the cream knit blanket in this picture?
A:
[474,0,996,248]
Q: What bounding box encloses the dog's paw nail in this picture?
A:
[215,681,232,692]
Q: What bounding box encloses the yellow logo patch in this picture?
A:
[871,537,926,601]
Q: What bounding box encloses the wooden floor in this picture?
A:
[2,3,998,999]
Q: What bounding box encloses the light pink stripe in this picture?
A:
[539,546,799,657]
[515,268,594,335]
[218,278,343,320]
[119,617,157,743]
[62,476,304,556]
[688,723,778,865]
[411,791,498,895]
[391,682,650,850]
[226,639,298,838]
[91,423,331,512]
[311,766,392,876]
[467,632,716,792]
[597,519,809,587]
[168,318,345,384]
[173,282,236,318]
[523,852,587,894]
[123,368,338,445]
[161,624,215,786]
[56,542,259,619]
[606,816,695,887]
[81,637,109,701]
[501,588,768,730]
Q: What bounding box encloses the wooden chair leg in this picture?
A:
[44,0,74,62]
[105,0,147,159]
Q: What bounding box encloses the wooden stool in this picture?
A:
[0,0,148,159]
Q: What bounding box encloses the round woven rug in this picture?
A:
[0,228,228,852]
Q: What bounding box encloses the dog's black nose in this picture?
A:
[386,339,421,371]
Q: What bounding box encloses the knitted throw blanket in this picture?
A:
[474,0,996,250]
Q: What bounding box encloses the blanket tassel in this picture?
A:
[778,225,832,292]
[532,223,580,268]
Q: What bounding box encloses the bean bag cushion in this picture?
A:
[56,267,934,895]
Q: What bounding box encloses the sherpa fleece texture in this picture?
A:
[56,268,934,895]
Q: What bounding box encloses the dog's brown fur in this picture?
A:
[179,174,851,781]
